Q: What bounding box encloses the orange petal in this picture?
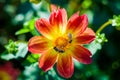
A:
[72,45,92,64]
[28,36,50,54]
[49,8,67,34]
[39,49,58,72]
[67,11,79,23]
[57,54,74,78]
[75,28,95,44]
[35,18,53,40]
[67,14,88,37]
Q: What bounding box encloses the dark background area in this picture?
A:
[0,0,120,80]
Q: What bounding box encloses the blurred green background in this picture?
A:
[0,0,120,80]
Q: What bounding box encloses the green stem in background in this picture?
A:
[96,20,112,34]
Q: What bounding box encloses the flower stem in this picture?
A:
[96,20,112,34]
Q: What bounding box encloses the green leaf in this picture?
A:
[1,41,28,60]
[15,18,37,35]
[23,18,35,30]
[15,28,30,35]
[15,42,28,58]
[27,54,40,63]
[1,53,15,61]
[86,40,102,55]
[85,33,108,55]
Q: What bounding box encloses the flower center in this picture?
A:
[54,33,72,53]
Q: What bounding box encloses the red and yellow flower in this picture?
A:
[0,62,20,80]
[28,8,95,78]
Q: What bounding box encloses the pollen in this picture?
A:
[54,37,69,53]
[56,37,68,47]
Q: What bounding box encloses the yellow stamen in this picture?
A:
[54,36,71,53]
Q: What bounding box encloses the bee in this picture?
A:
[53,33,72,53]
[54,47,64,53]
[68,33,72,43]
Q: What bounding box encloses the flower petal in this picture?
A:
[67,11,79,23]
[57,54,74,78]
[72,45,92,64]
[49,9,67,34]
[67,14,88,37]
[75,28,95,44]
[35,18,53,40]
[39,49,58,71]
[28,36,50,54]
[50,4,58,12]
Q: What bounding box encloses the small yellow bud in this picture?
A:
[29,0,41,4]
